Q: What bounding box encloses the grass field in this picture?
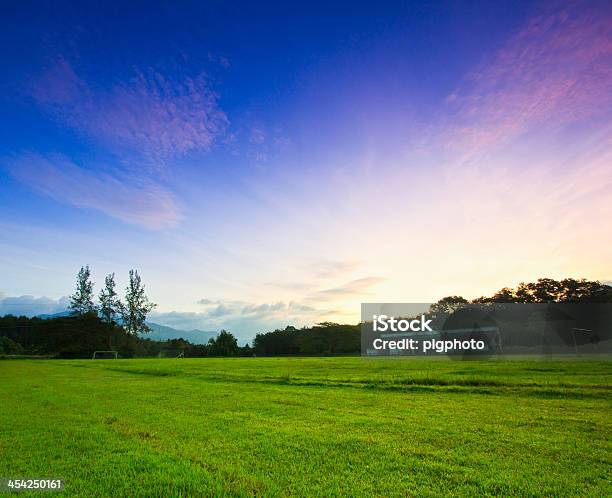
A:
[1,357,610,496]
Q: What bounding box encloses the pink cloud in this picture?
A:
[442,3,612,162]
[6,153,182,229]
[29,56,86,106]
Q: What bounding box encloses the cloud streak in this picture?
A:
[5,153,182,229]
[313,277,386,301]
[12,57,230,228]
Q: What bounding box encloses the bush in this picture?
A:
[0,336,25,355]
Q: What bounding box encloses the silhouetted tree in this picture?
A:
[430,296,469,315]
[253,323,360,356]
[480,278,612,304]
[69,265,96,315]
[473,287,517,304]
[99,273,121,324]
[98,273,122,348]
[120,270,156,336]
[239,342,253,357]
[208,330,239,356]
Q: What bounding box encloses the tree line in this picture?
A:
[252,323,360,356]
[249,278,612,355]
[1,276,610,358]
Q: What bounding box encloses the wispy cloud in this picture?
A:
[264,259,363,293]
[30,57,228,164]
[309,259,363,279]
[313,276,386,301]
[196,298,220,305]
[442,3,612,162]
[13,56,229,228]
[4,153,182,229]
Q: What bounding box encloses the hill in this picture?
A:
[146,322,217,344]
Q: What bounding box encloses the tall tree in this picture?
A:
[98,273,121,349]
[120,270,156,336]
[69,265,96,315]
[98,273,121,324]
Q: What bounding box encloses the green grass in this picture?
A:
[1,357,610,497]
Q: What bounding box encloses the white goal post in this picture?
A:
[92,351,118,359]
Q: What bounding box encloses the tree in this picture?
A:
[69,265,96,315]
[207,330,239,356]
[429,296,468,315]
[473,287,517,304]
[0,336,25,355]
[239,342,253,357]
[99,273,121,324]
[98,273,122,349]
[120,270,156,336]
[484,278,612,304]
[515,278,561,303]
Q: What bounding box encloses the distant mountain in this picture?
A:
[146,322,217,344]
[34,312,216,345]
[36,310,72,319]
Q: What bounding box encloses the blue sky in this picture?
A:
[1,1,611,341]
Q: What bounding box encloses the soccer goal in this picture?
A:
[92,351,118,359]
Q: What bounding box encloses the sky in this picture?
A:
[1,0,611,341]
